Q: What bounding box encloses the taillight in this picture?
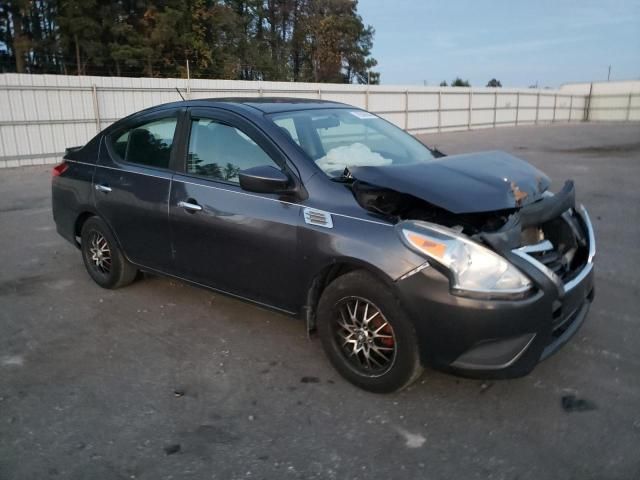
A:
[52,161,69,177]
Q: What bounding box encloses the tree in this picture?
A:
[0,0,378,82]
[302,0,377,83]
[366,71,380,84]
[451,77,470,87]
[57,0,104,75]
[1,0,60,74]
[3,1,31,73]
[486,78,502,87]
[439,80,447,87]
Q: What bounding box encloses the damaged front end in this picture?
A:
[347,153,594,290]
[490,182,596,359]
[348,150,555,236]
[463,179,597,306]
[350,169,594,298]
[482,180,595,294]
[348,162,596,367]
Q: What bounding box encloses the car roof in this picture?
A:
[144,97,351,115]
[211,97,349,113]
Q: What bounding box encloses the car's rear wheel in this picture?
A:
[317,270,423,393]
[80,216,137,289]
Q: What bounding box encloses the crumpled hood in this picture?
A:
[349,150,551,214]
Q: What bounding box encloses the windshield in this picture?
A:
[268,108,435,177]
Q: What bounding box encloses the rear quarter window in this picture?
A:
[110,117,178,169]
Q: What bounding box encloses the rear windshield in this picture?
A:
[268,108,435,177]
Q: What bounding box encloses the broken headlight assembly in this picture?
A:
[399,221,533,299]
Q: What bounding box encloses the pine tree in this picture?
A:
[1,0,379,82]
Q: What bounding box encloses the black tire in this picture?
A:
[80,216,137,289]
[317,270,423,393]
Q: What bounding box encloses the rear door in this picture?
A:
[169,107,302,312]
[94,109,182,271]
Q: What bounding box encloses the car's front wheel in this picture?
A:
[80,216,137,289]
[317,270,423,393]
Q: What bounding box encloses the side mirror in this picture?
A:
[238,165,293,194]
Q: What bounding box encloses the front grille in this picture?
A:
[527,244,586,283]
[513,206,595,359]
[515,207,592,286]
[529,249,568,278]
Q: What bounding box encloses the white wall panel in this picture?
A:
[471,109,493,126]
[1,74,636,167]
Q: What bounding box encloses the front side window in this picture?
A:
[269,109,435,177]
[186,118,280,183]
[111,117,177,169]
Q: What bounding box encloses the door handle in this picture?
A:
[178,200,203,212]
[95,184,112,193]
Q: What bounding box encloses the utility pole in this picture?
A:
[607,65,611,81]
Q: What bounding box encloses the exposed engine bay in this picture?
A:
[345,151,591,284]
[351,179,515,234]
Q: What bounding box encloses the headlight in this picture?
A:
[400,222,532,299]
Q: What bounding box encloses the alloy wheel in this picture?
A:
[333,297,397,376]
[88,231,112,275]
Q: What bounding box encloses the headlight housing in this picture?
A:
[399,222,533,299]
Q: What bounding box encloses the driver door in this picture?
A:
[169,108,302,312]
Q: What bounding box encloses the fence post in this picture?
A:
[259,87,263,98]
[91,84,101,133]
[365,86,370,111]
[585,82,593,121]
[468,90,473,130]
[404,89,409,130]
[437,90,442,132]
[493,91,498,127]
[515,92,520,126]
[552,94,557,123]
[318,88,322,100]
[626,93,633,121]
[535,92,540,124]
[568,95,573,122]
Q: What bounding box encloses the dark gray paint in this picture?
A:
[7,122,637,480]
[349,150,551,214]
[51,98,595,380]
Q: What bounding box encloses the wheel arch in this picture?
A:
[74,210,126,259]
[303,258,395,332]
[73,209,99,247]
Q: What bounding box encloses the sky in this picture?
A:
[357,0,640,87]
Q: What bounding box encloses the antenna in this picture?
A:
[186,59,191,99]
[175,87,185,101]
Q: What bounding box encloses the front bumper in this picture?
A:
[395,206,596,379]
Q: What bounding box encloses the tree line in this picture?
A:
[439,78,503,87]
[0,0,379,83]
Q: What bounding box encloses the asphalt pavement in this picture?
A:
[1,122,639,480]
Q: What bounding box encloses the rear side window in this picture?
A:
[186,118,279,183]
[111,117,177,169]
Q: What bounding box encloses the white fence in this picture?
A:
[0,74,638,168]
[560,80,640,122]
